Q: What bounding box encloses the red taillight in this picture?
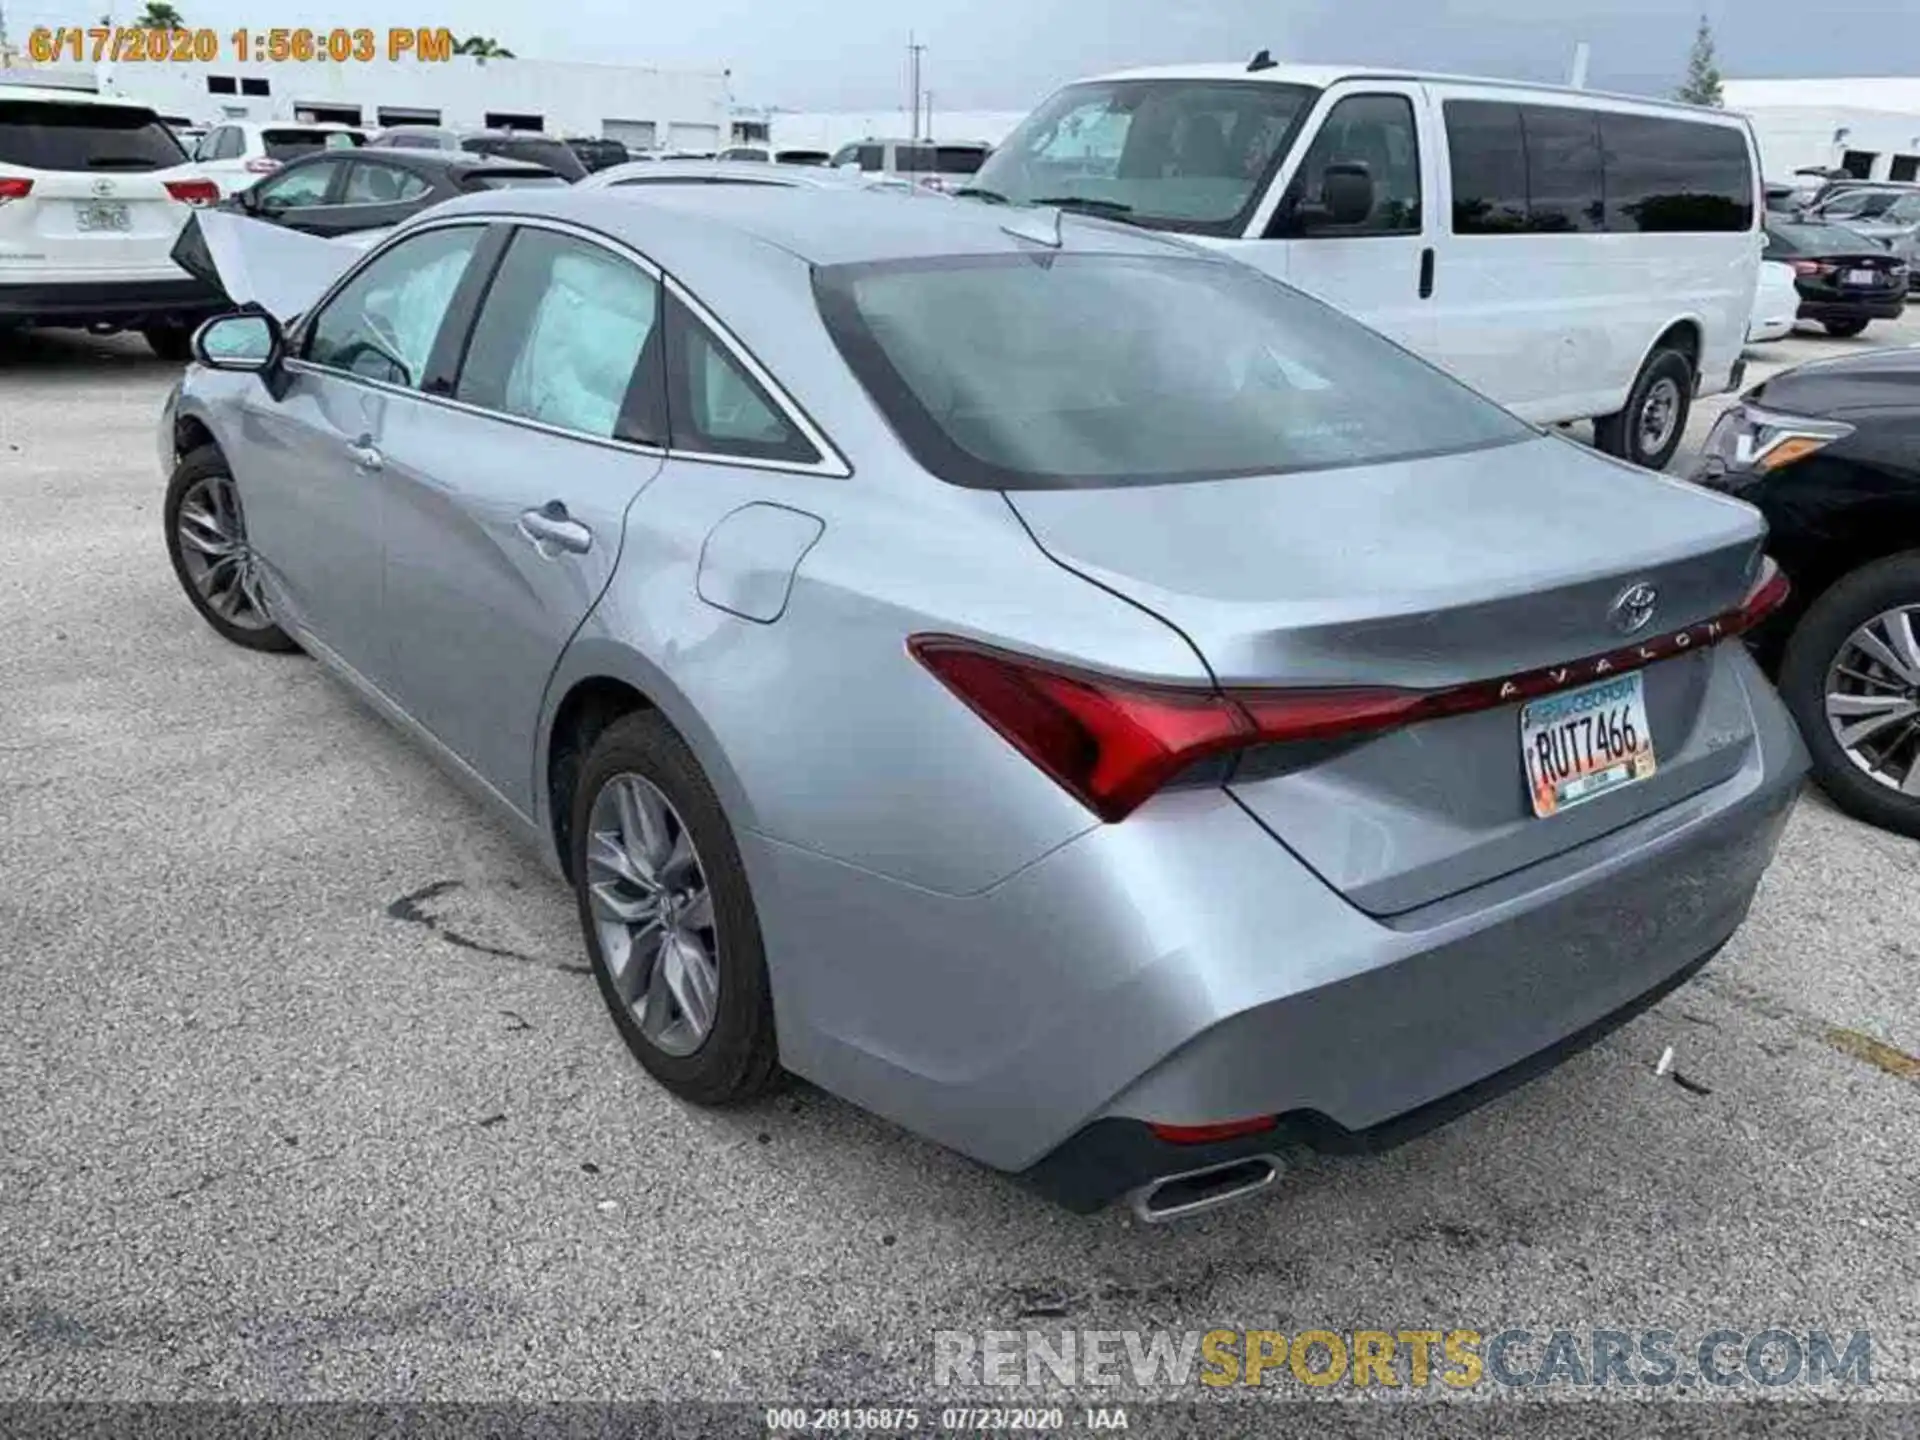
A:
[164,178,220,207]
[1150,1116,1278,1146]
[0,177,32,201]
[910,560,1790,823]
[244,157,280,174]
[1790,259,1828,276]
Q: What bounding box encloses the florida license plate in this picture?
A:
[75,202,131,232]
[1844,267,1879,285]
[1521,671,1657,818]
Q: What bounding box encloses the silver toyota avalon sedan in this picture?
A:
[158,187,1807,1220]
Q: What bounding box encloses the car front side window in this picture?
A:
[302,225,484,389]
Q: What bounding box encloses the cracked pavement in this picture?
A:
[2,324,1917,1413]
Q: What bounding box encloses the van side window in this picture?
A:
[1269,93,1421,238]
[1445,101,1528,233]
[856,143,883,173]
[1599,113,1753,232]
[1517,106,1602,232]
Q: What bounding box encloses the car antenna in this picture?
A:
[1247,48,1278,73]
[1000,205,1063,249]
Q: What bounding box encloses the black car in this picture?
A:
[1764,219,1909,336]
[217,147,566,238]
[565,137,630,173]
[1693,351,1920,837]
[366,125,590,182]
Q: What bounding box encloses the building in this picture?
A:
[5,51,733,148]
[1726,78,1920,182]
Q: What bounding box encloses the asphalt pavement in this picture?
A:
[2,313,1917,1418]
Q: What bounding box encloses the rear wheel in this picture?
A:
[1822,317,1870,338]
[1593,345,1694,471]
[571,711,781,1104]
[142,324,194,361]
[162,445,298,652]
[1778,553,1920,839]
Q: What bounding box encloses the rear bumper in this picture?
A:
[0,277,226,329]
[751,649,1806,1197]
[1796,295,1905,322]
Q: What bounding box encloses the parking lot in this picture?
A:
[2,312,1918,1412]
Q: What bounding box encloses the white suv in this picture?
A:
[0,86,223,357]
[191,120,366,197]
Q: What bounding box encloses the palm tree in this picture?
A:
[455,35,515,59]
[138,2,186,28]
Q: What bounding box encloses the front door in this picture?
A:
[375,221,667,812]
[1224,83,1437,359]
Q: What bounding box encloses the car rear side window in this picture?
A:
[815,253,1530,490]
[664,295,820,464]
[455,228,664,443]
[0,100,185,171]
[342,161,430,204]
[304,225,483,388]
[1600,113,1753,232]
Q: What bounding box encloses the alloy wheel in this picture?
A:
[1637,376,1682,459]
[174,474,274,631]
[585,773,720,1056]
[1825,604,1920,796]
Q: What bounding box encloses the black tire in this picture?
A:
[142,324,194,361]
[162,445,299,653]
[1778,552,1920,840]
[572,711,781,1105]
[1593,345,1695,471]
[1822,317,1870,338]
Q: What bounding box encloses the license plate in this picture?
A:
[1520,671,1657,818]
[1844,267,1879,285]
[75,202,131,232]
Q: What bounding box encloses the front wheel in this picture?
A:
[162,445,299,652]
[571,711,781,1105]
[1822,317,1870,338]
[1778,553,1920,839]
[1593,346,1694,471]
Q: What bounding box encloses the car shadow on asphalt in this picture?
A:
[0,327,182,376]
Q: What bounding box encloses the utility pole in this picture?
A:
[1567,41,1591,90]
[906,33,925,141]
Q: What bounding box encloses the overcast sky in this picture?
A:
[26,0,1920,110]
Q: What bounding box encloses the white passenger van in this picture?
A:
[967,61,1763,470]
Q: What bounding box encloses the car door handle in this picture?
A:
[347,438,383,470]
[518,502,593,555]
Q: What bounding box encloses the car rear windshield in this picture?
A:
[1769,221,1882,254]
[466,136,587,181]
[0,100,185,171]
[262,127,363,159]
[462,169,569,190]
[816,253,1531,490]
[966,79,1319,235]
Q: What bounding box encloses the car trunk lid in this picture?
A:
[1005,434,1771,916]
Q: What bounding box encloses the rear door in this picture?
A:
[374,220,666,811]
[0,97,201,282]
[310,157,433,236]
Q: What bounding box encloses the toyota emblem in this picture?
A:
[91,177,115,198]
[1609,582,1659,635]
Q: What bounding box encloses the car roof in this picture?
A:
[586,158,861,188]
[1080,60,1743,120]
[425,182,1201,270]
[0,85,160,110]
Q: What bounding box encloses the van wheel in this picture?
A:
[1778,553,1920,840]
[1594,346,1694,471]
[1822,318,1870,338]
[143,324,194,361]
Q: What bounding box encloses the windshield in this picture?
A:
[1826,192,1920,224]
[1769,220,1884,254]
[0,100,185,171]
[966,79,1318,234]
[816,253,1530,490]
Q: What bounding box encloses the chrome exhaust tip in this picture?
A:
[1127,1153,1282,1224]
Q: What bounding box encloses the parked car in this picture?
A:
[716,145,771,162]
[1810,188,1920,289]
[1763,180,1803,215]
[1805,176,1918,214]
[213,147,566,239]
[774,148,832,167]
[1694,352,1920,837]
[578,157,921,195]
[1748,258,1800,343]
[565,137,631,173]
[831,137,992,193]
[0,85,222,356]
[1763,218,1908,336]
[367,125,588,182]
[966,58,1764,470]
[191,121,366,196]
[159,188,1803,1218]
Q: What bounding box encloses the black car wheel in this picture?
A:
[1779,552,1920,838]
[1594,346,1694,471]
[142,324,194,361]
[1821,317,1871,338]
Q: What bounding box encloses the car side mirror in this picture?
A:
[192,310,284,375]
[1320,162,1375,226]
